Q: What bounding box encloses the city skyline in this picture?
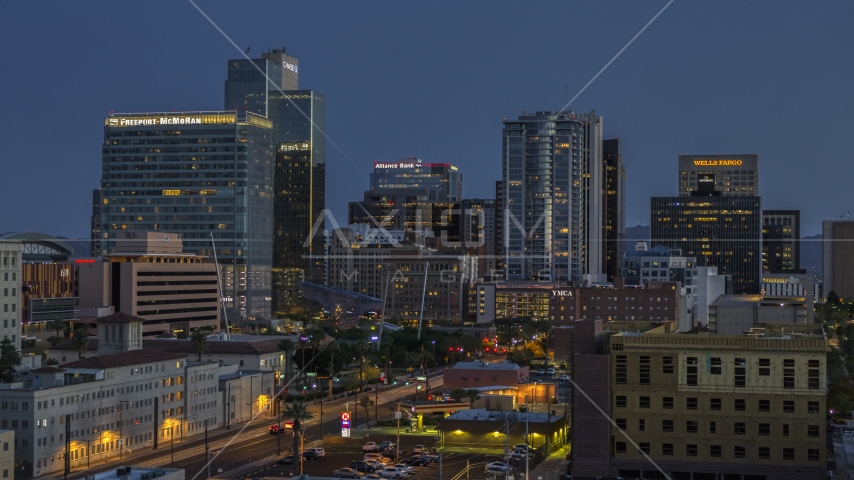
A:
[2,2,852,239]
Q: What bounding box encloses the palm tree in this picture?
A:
[191,329,208,361]
[449,388,466,402]
[0,338,22,383]
[279,339,295,385]
[71,327,89,360]
[50,318,66,341]
[281,400,315,471]
[464,389,481,408]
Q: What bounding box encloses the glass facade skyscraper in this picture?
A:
[501,110,603,283]
[96,111,274,320]
[224,50,327,318]
[369,158,462,201]
[650,196,761,294]
[224,49,299,117]
[269,91,326,316]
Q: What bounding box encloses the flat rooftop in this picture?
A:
[447,360,521,371]
[445,408,556,423]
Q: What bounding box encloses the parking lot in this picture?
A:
[253,451,502,479]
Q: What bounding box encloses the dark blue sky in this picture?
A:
[2,1,852,239]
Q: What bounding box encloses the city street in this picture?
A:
[55,373,443,480]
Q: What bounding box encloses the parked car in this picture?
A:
[378,467,405,479]
[334,468,363,478]
[364,453,388,463]
[485,465,510,477]
[485,462,510,473]
[419,454,439,464]
[379,441,396,450]
[404,456,426,467]
[412,445,424,453]
[350,461,377,473]
[558,374,570,381]
[546,367,556,375]
[535,368,545,375]
[363,476,381,480]
[365,460,385,471]
[513,444,530,452]
[364,442,379,452]
[303,450,322,461]
[278,456,296,465]
[393,464,414,474]
[306,447,326,457]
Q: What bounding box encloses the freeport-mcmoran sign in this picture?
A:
[106,113,236,127]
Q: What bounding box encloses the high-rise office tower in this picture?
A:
[501,110,603,283]
[224,49,299,116]
[369,158,462,201]
[602,139,626,282]
[269,91,326,316]
[96,111,274,320]
[224,50,326,317]
[678,154,759,196]
[762,209,802,273]
[651,154,762,294]
[823,219,854,300]
[90,188,103,257]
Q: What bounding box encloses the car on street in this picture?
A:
[269,424,287,435]
[378,467,405,479]
[546,367,555,375]
[364,442,379,452]
[513,444,530,452]
[419,454,439,463]
[350,461,377,473]
[334,468,363,478]
[306,447,326,457]
[535,368,545,375]
[278,456,296,465]
[284,421,294,429]
[412,445,424,453]
[558,374,570,381]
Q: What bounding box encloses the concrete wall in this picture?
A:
[571,353,610,478]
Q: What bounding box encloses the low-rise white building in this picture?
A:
[0,312,280,478]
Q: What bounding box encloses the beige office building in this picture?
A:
[575,323,827,479]
[78,232,220,335]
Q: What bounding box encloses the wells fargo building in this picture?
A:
[94,111,274,321]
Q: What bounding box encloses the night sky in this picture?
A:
[2,1,852,239]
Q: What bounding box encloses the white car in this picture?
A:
[546,367,556,375]
[378,467,404,479]
[535,368,545,375]
[363,442,379,452]
[484,462,510,473]
[306,447,326,457]
[558,374,570,381]
[393,464,414,474]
